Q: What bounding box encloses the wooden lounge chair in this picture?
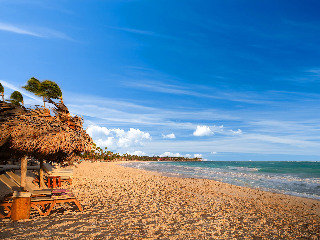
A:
[1,194,83,218]
[6,171,73,196]
[0,174,83,218]
[4,171,79,200]
[0,174,51,197]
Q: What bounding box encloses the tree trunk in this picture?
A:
[39,160,45,188]
[43,96,45,107]
[20,156,28,190]
[1,93,3,101]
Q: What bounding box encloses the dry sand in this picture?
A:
[0,161,319,239]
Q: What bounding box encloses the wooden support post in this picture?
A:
[20,156,28,190]
[12,158,31,221]
[39,160,45,188]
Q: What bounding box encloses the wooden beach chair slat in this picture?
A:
[0,174,21,191]
[6,172,52,195]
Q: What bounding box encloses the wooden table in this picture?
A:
[47,176,61,188]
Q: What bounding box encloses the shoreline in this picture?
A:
[120,160,320,202]
[119,161,320,205]
[1,161,319,239]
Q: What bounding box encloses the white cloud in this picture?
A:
[95,137,114,150]
[159,152,197,158]
[230,129,243,135]
[194,154,203,158]
[126,150,146,156]
[193,125,212,136]
[117,128,151,148]
[86,125,151,151]
[193,125,223,136]
[162,133,176,139]
[86,125,111,137]
[160,152,182,157]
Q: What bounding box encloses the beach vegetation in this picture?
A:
[9,91,24,106]
[22,77,41,95]
[23,77,62,107]
[79,144,202,162]
[38,80,62,100]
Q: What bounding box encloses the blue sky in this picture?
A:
[1,0,320,161]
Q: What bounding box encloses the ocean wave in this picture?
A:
[227,166,260,172]
[124,161,320,200]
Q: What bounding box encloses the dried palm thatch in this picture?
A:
[0,100,93,165]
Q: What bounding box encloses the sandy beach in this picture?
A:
[0,161,319,239]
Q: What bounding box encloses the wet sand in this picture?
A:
[0,161,319,239]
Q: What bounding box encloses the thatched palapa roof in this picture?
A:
[0,100,93,164]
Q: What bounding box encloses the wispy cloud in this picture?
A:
[0,22,42,37]
[305,68,320,79]
[38,28,73,41]
[118,67,283,104]
[283,19,320,31]
[65,96,239,131]
[121,65,320,105]
[145,134,320,156]
[230,129,242,135]
[282,67,320,83]
[109,26,179,41]
[162,133,176,139]
[63,89,320,141]
[123,80,278,105]
[0,22,73,40]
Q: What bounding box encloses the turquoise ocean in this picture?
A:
[123,161,320,200]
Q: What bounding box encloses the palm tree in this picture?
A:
[9,91,24,106]
[0,82,4,101]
